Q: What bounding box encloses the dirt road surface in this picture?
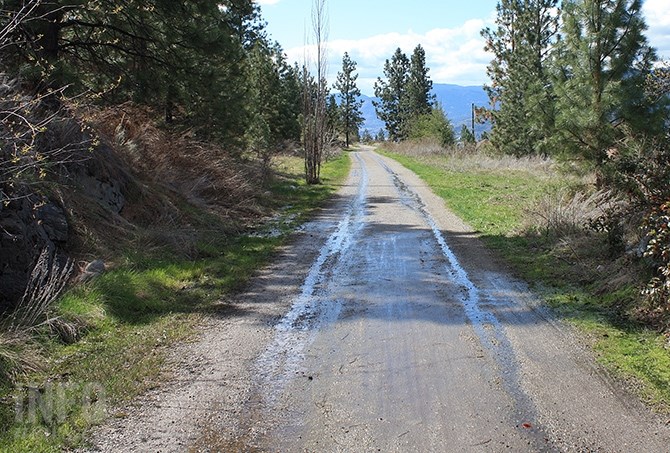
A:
[91,148,670,452]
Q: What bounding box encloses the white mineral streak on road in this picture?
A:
[255,153,368,399]
[373,154,546,444]
[373,155,495,341]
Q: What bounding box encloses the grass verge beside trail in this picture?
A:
[381,148,670,414]
[0,153,350,452]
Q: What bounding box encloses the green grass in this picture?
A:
[381,148,670,413]
[0,153,351,452]
[383,152,558,236]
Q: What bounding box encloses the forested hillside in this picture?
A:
[0,0,305,314]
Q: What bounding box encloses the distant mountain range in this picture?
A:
[360,83,491,139]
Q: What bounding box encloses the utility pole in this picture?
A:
[471,103,476,141]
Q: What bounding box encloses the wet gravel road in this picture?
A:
[92,148,670,452]
[235,149,670,452]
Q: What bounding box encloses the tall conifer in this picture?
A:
[334,52,364,148]
[482,0,559,156]
[554,0,658,164]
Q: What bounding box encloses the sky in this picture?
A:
[256,0,670,96]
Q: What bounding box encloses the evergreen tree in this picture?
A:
[245,41,301,167]
[334,52,364,148]
[554,0,659,165]
[374,46,437,142]
[2,0,260,146]
[407,105,455,147]
[482,0,559,156]
[407,44,435,117]
[326,94,341,141]
[373,48,410,141]
[460,124,476,144]
[361,129,373,143]
[275,61,303,144]
[375,129,386,142]
[246,41,280,159]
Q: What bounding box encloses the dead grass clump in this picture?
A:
[86,103,262,219]
[0,248,75,384]
[525,187,647,299]
[0,331,42,385]
[526,189,619,238]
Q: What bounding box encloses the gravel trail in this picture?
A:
[90,148,670,452]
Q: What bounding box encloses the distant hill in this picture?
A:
[360,83,491,139]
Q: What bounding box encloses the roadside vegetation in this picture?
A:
[0,1,353,449]
[0,125,349,451]
[381,141,670,413]
[2,0,669,448]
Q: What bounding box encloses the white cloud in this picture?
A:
[284,18,494,95]
[643,0,670,59]
[281,2,670,94]
[256,0,281,5]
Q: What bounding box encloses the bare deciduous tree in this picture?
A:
[302,0,328,184]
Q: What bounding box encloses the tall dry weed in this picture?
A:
[5,248,74,331]
[0,248,74,384]
[527,189,620,237]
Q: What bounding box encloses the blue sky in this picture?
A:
[257,0,670,95]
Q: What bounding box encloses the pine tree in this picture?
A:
[374,48,410,141]
[460,124,475,144]
[554,0,659,165]
[361,129,373,143]
[245,41,302,170]
[407,44,435,117]
[326,94,342,141]
[334,52,364,148]
[374,46,437,142]
[482,0,559,156]
[2,0,260,146]
[407,105,455,147]
[277,61,303,143]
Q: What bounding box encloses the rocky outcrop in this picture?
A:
[0,194,69,313]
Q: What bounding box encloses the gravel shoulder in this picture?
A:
[87,162,359,452]
[89,148,670,452]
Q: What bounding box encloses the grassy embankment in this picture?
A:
[380,144,670,413]
[0,153,350,452]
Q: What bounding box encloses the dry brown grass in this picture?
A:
[88,104,261,215]
[526,189,619,237]
[0,330,42,385]
[53,102,272,262]
[384,139,556,174]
